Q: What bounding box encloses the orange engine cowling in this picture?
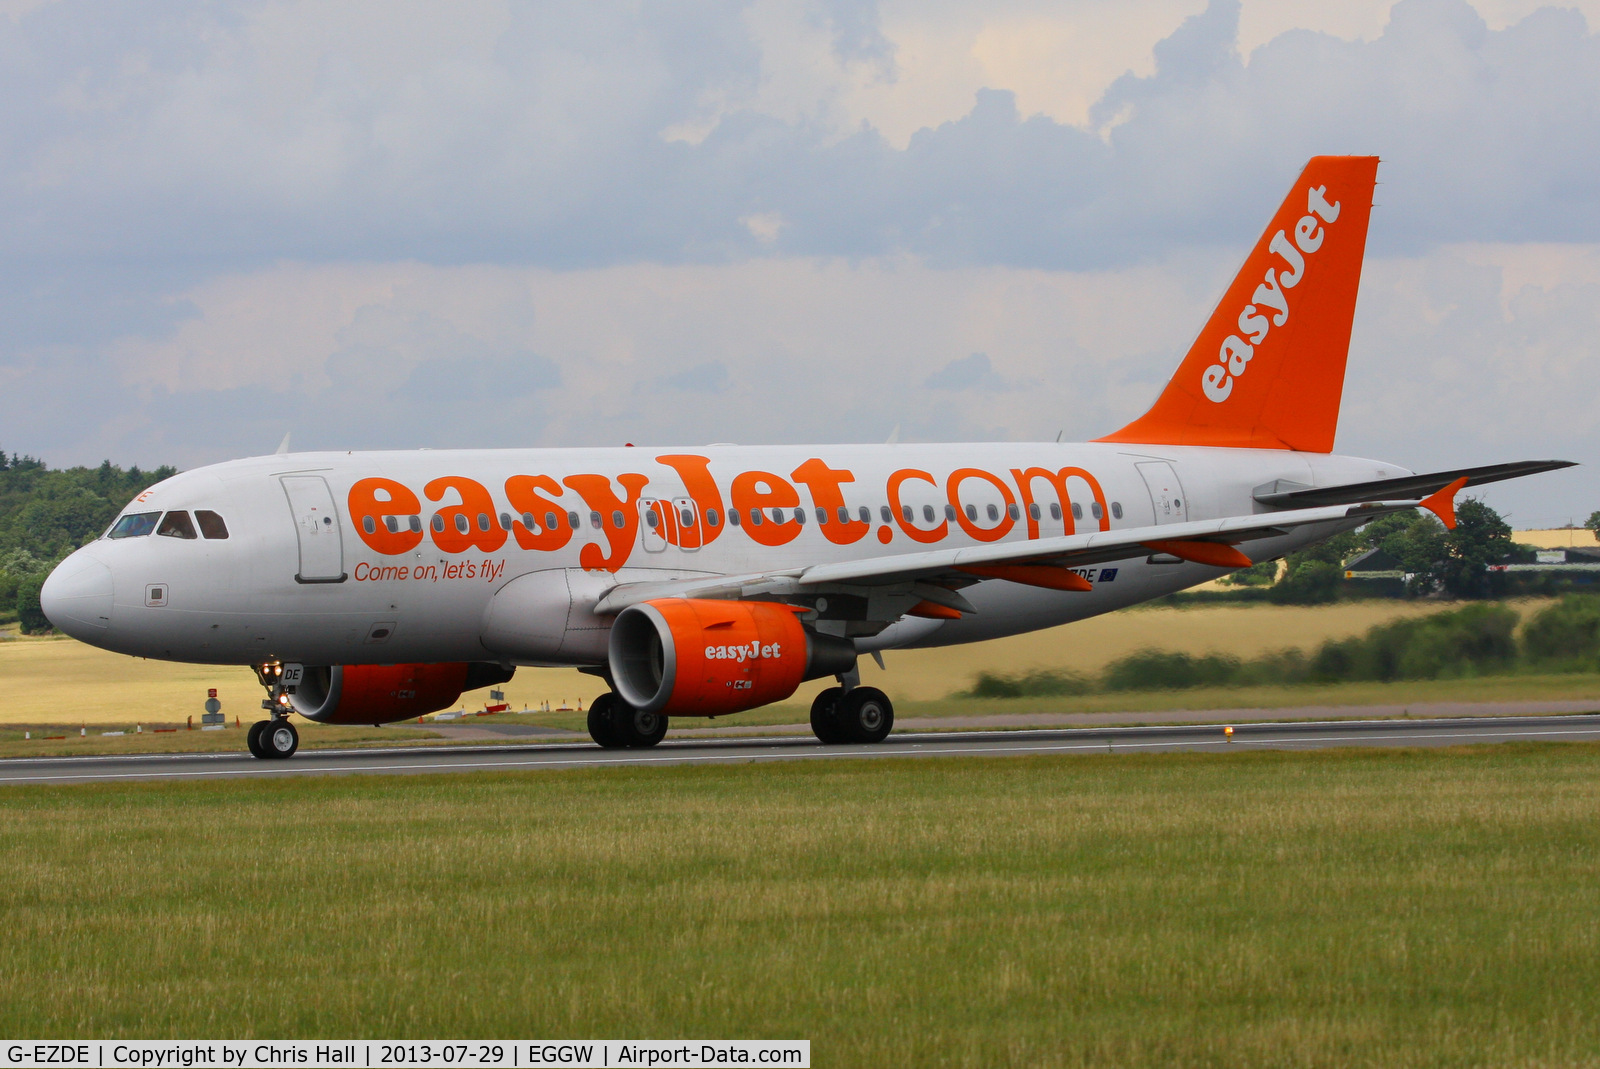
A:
[609,599,855,717]
[287,662,514,725]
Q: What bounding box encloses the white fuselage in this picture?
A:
[42,442,1409,668]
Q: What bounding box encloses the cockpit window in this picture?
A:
[108,512,161,539]
[195,510,229,539]
[157,511,198,539]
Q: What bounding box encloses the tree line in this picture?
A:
[0,450,177,632]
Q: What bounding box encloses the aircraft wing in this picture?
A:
[593,500,1408,614]
[1252,459,1575,508]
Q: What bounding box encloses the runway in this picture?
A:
[2,714,1600,784]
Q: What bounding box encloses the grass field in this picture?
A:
[3,745,1599,1066]
[0,600,1552,725]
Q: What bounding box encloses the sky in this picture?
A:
[1,0,1597,527]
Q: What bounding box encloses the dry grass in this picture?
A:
[2,745,1600,1066]
[1,600,1538,725]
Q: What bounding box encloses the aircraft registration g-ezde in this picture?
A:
[41,156,1572,759]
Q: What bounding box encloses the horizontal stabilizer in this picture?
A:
[1253,460,1575,509]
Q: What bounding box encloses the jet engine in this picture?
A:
[286,662,515,725]
[609,599,856,717]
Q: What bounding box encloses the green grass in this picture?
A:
[3,746,1600,1065]
[3,673,1598,756]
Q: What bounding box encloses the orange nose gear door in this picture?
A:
[280,475,347,583]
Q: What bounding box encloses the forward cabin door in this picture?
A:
[281,475,347,583]
[1136,462,1188,525]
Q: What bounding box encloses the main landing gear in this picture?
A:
[587,692,669,750]
[810,684,894,745]
[247,718,300,760]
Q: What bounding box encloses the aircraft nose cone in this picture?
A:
[40,553,114,638]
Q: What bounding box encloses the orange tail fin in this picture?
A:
[1097,156,1379,452]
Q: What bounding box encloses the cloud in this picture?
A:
[651,361,731,394]
[2,0,1600,273]
[925,352,1009,391]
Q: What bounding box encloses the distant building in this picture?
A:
[1514,528,1599,549]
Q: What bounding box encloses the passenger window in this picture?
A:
[965,504,977,521]
[1112,502,1123,520]
[680,507,695,527]
[382,515,397,534]
[432,515,445,532]
[589,511,602,529]
[901,505,913,523]
[454,514,470,534]
[707,508,721,527]
[545,511,558,531]
[729,508,741,527]
[945,504,957,521]
[499,512,513,530]
[109,512,161,539]
[476,514,489,532]
[986,504,999,522]
[156,511,198,539]
[750,509,763,526]
[837,506,849,524]
[794,508,805,525]
[816,508,828,525]
[923,505,935,523]
[1028,503,1041,521]
[363,516,377,535]
[1091,502,1103,520]
[858,506,871,524]
[1008,503,1021,520]
[567,511,581,530]
[612,510,625,529]
[769,508,785,524]
[1050,503,1062,521]
[1071,503,1083,520]
[879,505,892,524]
[521,512,534,530]
[194,510,229,539]
[645,510,659,529]
[408,516,422,533]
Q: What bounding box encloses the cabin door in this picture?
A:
[281,475,347,583]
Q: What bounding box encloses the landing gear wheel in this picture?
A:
[262,719,299,759]
[839,687,894,744]
[587,693,628,749]
[810,687,848,744]
[616,705,668,749]
[246,720,270,759]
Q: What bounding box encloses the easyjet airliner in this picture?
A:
[40,157,1572,759]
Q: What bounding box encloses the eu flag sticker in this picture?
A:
[1100,568,1118,582]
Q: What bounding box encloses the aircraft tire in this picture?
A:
[619,705,668,749]
[262,719,299,759]
[839,687,893,744]
[809,687,848,744]
[246,720,269,759]
[587,693,628,749]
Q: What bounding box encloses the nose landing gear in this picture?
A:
[249,662,301,760]
[247,717,300,759]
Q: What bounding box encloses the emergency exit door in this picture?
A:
[1137,462,1188,525]
[281,475,347,583]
